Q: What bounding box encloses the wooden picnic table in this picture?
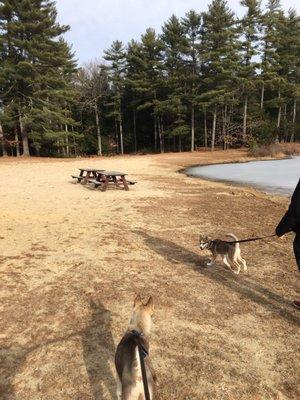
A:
[88,170,130,191]
[72,168,104,184]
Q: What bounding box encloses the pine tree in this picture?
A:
[125,39,144,152]
[182,10,202,151]
[199,0,240,150]
[126,29,165,152]
[239,0,261,137]
[161,15,189,152]
[104,40,126,154]
[0,0,78,156]
[260,0,285,137]
[0,0,16,155]
[277,9,300,141]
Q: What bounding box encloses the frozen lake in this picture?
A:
[186,157,300,195]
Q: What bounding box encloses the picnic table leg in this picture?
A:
[77,169,84,183]
[113,176,120,189]
[94,173,103,189]
[83,171,91,185]
[101,176,109,192]
[121,176,129,191]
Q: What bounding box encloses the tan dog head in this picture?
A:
[128,294,154,336]
[199,235,211,250]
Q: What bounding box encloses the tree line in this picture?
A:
[0,0,299,157]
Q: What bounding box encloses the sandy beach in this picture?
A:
[0,150,299,400]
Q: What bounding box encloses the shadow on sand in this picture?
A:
[81,299,117,400]
[136,230,300,326]
[0,298,117,400]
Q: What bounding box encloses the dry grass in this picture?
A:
[0,150,299,400]
[248,142,300,158]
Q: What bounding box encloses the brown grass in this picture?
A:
[0,150,299,400]
[248,142,300,158]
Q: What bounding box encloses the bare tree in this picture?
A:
[76,61,109,156]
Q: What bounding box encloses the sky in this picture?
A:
[55,0,300,65]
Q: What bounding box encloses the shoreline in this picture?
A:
[182,156,295,197]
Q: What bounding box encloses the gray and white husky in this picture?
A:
[199,233,247,274]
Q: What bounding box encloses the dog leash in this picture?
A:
[225,233,277,244]
[131,330,151,400]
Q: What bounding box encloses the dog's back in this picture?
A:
[115,332,156,399]
[115,295,156,400]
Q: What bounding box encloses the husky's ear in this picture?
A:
[134,294,143,308]
[145,296,154,314]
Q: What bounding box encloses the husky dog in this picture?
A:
[115,294,157,400]
[199,233,247,274]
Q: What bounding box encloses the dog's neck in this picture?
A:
[207,239,215,249]
[127,323,151,338]
[128,315,151,337]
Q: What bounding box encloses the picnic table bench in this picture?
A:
[88,171,133,191]
[72,168,104,184]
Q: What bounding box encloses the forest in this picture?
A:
[0,0,299,157]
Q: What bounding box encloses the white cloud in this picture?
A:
[55,0,300,64]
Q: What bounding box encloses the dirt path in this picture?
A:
[0,150,299,400]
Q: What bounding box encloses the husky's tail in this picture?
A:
[226,233,239,247]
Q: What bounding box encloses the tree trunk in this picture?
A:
[277,89,281,129]
[65,124,70,157]
[275,89,281,143]
[283,103,287,142]
[158,117,164,153]
[191,105,195,152]
[14,127,20,156]
[211,107,217,151]
[95,106,102,156]
[133,109,137,153]
[119,119,124,155]
[72,135,76,157]
[62,143,66,157]
[243,96,248,139]
[291,99,297,142]
[19,112,30,156]
[204,110,208,150]
[154,115,157,152]
[161,120,165,153]
[223,105,228,149]
[178,135,182,152]
[0,121,8,157]
[115,117,119,153]
[260,84,264,110]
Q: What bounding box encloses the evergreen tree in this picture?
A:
[239,0,261,137]
[199,0,240,150]
[277,9,300,141]
[260,0,285,136]
[104,40,126,154]
[0,0,78,156]
[125,39,144,152]
[182,10,202,151]
[161,15,189,152]
[126,29,165,152]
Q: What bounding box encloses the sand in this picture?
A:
[0,150,299,400]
